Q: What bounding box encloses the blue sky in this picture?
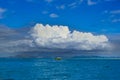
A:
[0,0,120,33]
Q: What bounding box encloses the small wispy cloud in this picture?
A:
[49,13,59,18]
[0,8,6,19]
[42,11,59,18]
[42,11,48,14]
[112,19,120,23]
[68,0,83,9]
[110,10,120,14]
[102,10,120,23]
[87,0,97,6]
[56,5,66,10]
[68,2,77,8]
[45,0,53,3]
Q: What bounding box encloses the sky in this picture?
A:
[0,0,120,33]
[0,0,120,57]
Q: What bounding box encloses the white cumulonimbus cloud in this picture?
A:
[30,23,109,50]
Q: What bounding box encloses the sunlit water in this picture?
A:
[0,58,120,80]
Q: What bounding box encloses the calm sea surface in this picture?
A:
[0,58,120,80]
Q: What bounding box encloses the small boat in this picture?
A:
[55,57,62,60]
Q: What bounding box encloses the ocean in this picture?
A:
[0,58,120,80]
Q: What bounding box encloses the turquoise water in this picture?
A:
[0,58,120,80]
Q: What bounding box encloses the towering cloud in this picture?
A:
[30,23,109,50]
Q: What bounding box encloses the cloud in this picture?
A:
[0,25,17,37]
[1,23,120,58]
[30,23,109,50]
[49,13,59,18]
[110,10,120,14]
[68,0,83,9]
[87,0,97,6]
[112,19,120,23]
[42,11,48,14]
[45,0,53,3]
[102,10,120,23]
[0,8,6,19]
[68,2,77,8]
[56,5,65,10]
